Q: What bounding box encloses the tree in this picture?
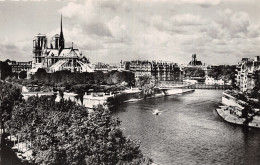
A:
[207,65,236,85]
[0,61,12,80]
[93,71,105,85]
[19,71,27,79]
[184,67,205,78]
[35,68,47,84]
[136,75,156,98]
[6,95,152,165]
[0,81,22,133]
[136,75,152,88]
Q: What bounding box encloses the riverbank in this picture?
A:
[158,81,232,90]
[146,89,195,99]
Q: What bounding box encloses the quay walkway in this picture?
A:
[158,81,232,90]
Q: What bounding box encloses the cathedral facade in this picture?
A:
[31,15,93,74]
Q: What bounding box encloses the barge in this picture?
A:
[216,90,260,128]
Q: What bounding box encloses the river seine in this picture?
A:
[112,90,260,165]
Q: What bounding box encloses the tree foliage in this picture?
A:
[207,65,236,83]
[0,61,12,80]
[6,95,152,165]
[32,70,135,87]
[136,75,157,97]
[19,71,27,79]
[183,68,205,78]
[0,81,22,132]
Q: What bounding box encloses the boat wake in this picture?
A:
[152,109,162,115]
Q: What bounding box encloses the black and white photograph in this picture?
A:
[1,0,260,164]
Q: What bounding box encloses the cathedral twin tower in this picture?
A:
[33,15,65,64]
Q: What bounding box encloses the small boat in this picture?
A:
[124,98,142,103]
[152,109,161,115]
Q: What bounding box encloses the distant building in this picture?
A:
[151,61,182,81]
[6,60,32,73]
[129,60,152,79]
[93,61,125,72]
[92,62,125,73]
[93,62,110,72]
[30,15,93,74]
[235,56,260,92]
[188,54,203,66]
[125,60,183,81]
[205,76,224,85]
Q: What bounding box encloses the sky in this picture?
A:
[1,0,260,65]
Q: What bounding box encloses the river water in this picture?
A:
[112,90,260,165]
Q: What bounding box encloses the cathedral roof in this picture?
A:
[44,49,59,57]
[43,48,82,58]
[59,48,81,57]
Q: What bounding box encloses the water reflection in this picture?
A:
[112,90,260,165]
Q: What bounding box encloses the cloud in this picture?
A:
[151,14,208,35]
[206,9,260,40]
[171,14,208,26]
[214,9,249,38]
[136,0,221,7]
[0,38,31,61]
[2,0,260,65]
[107,16,131,44]
[84,22,112,37]
[58,0,134,61]
[58,1,260,64]
[180,0,221,7]
[100,0,121,10]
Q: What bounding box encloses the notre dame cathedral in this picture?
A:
[30,15,93,74]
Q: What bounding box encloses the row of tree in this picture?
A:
[183,67,205,78]
[207,65,236,83]
[183,65,236,85]
[33,69,135,87]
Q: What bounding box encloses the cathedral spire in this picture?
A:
[60,14,63,33]
[59,13,65,53]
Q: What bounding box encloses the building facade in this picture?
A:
[235,56,260,92]
[30,15,93,74]
[6,60,32,73]
[205,76,224,85]
[129,60,152,79]
[126,60,183,81]
[93,62,125,72]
